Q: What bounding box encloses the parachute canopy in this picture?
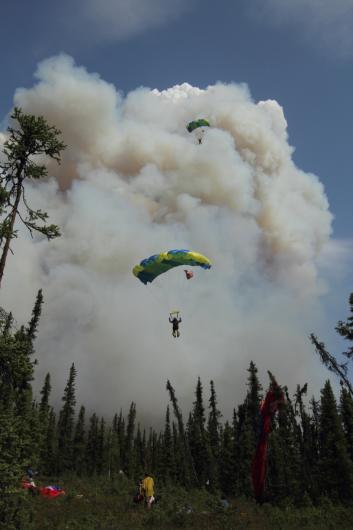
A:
[186,119,210,133]
[133,249,211,285]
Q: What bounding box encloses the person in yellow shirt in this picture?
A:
[142,472,155,510]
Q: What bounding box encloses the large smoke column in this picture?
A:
[1,55,333,424]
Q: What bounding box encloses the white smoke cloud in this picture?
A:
[249,0,353,58]
[1,55,336,424]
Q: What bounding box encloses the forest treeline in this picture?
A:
[1,289,353,511]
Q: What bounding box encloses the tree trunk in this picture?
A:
[0,172,24,287]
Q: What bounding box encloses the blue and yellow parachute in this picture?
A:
[133,249,211,285]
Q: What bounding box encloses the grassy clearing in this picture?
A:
[24,476,353,529]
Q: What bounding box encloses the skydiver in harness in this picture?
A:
[169,312,182,338]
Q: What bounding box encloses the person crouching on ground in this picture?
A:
[142,471,155,510]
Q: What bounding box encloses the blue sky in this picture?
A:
[1,0,352,404]
[1,0,352,238]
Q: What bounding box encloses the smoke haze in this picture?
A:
[1,55,336,424]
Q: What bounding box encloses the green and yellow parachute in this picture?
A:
[133,249,211,285]
[186,119,210,133]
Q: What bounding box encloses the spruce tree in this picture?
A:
[117,410,125,465]
[166,379,195,486]
[0,108,65,286]
[124,402,136,477]
[0,299,43,527]
[73,406,86,475]
[160,405,175,482]
[340,387,353,463]
[335,292,353,360]
[38,373,52,467]
[109,414,121,478]
[133,423,145,478]
[97,417,106,475]
[188,377,213,487]
[219,421,235,495]
[208,380,222,457]
[57,363,77,472]
[319,380,353,501]
[86,413,99,475]
[26,289,43,343]
[39,373,51,421]
[311,292,353,397]
[267,392,301,503]
[236,362,262,496]
[294,384,320,500]
[41,408,57,475]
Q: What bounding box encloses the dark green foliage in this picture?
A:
[86,413,99,475]
[218,421,235,495]
[335,293,353,360]
[166,380,194,486]
[160,406,175,482]
[0,295,44,526]
[207,380,222,458]
[41,408,57,474]
[188,377,213,487]
[73,406,86,475]
[26,289,43,342]
[133,423,145,478]
[311,292,353,397]
[294,385,320,500]
[340,387,353,462]
[267,396,302,503]
[124,402,136,476]
[57,363,77,472]
[108,414,121,478]
[318,380,353,502]
[235,362,263,496]
[0,108,65,285]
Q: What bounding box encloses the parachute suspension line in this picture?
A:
[132,249,212,321]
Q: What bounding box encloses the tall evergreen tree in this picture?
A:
[208,380,222,457]
[267,392,301,503]
[41,408,57,474]
[160,405,175,482]
[124,402,136,477]
[86,413,99,475]
[166,380,195,486]
[311,292,353,397]
[73,406,86,475]
[133,423,145,478]
[335,292,353,361]
[109,414,121,478]
[340,387,353,463]
[38,372,52,467]
[319,380,353,501]
[294,384,320,500]
[0,298,44,527]
[39,373,51,421]
[0,108,65,286]
[97,417,106,475]
[219,421,236,495]
[57,363,77,472]
[188,377,213,487]
[26,289,43,343]
[235,362,262,496]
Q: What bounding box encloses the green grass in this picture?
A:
[21,476,353,529]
